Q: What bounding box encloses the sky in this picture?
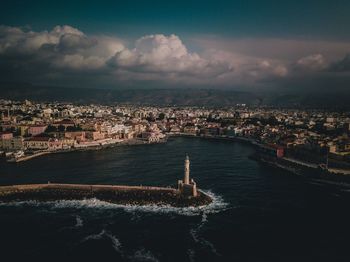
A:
[1,0,350,92]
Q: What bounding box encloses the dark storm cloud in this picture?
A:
[328,54,350,72]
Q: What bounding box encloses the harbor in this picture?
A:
[1,135,350,262]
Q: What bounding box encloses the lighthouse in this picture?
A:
[178,154,198,197]
[184,154,190,184]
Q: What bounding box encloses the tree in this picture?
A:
[58,125,65,132]
[158,113,165,120]
[66,125,82,132]
[45,125,57,133]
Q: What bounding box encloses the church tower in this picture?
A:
[178,154,197,197]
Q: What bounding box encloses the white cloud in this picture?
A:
[296,54,327,71]
[108,34,233,78]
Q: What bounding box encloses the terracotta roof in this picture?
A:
[0,132,13,135]
[55,120,75,124]
[25,137,51,141]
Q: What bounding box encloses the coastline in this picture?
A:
[169,134,350,178]
[5,137,167,163]
[4,133,350,180]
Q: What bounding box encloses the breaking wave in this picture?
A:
[0,190,229,217]
[75,215,83,227]
[187,191,224,259]
[131,248,159,262]
[83,229,122,253]
[187,248,196,262]
[83,231,160,261]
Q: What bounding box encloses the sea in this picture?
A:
[1,137,350,262]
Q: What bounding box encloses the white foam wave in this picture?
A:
[188,191,224,258]
[187,248,196,262]
[190,228,220,257]
[83,231,159,261]
[75,215,83,227]
[83,230,122,253]
[131,248,159,262]
[0,190,229,217]
[0,200,41,207]
[190,229,199,243]
[83,229,106,241]
[107,232,122,252]
[201,212,208,223]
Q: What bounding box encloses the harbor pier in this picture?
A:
[0,156,212,207]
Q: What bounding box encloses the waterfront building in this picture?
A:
[28,125,47,136]
[52,119,75,130]
[85,131,105,141]
[0,133,24,151]
[24,136,62,151]
[64,131,86,142]
[183,125,198,135]
[18,125,29,136]
[0,132,13,140]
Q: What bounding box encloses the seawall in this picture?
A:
[0,183,212,207]
[252,153,350,183]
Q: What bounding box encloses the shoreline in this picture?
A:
[169,134,350,177]
[3,134,257,163]
[5,137,167,163]
[3,133,350,179]
[251,153,350,184]
[0,183,213,208]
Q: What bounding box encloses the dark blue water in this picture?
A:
[1,137,350,262]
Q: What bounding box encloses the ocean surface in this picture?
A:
[1,137,350,262]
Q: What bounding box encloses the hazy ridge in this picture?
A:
[0,82,349,108]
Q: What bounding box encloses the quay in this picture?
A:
[8,151,52,163]
[5,138,166,163]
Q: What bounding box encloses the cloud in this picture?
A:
[0,24,350,90]
[56,33,97,54]
[0,25,91,55]
[193,36,350,61]
[252,60,288,77]
[0,25,124,78]
[0,26,233,85]
[329,54,350,72]
[52,54,106,70]
[107,34,232,78]
[295,54,327,71]
[196,49,288,87]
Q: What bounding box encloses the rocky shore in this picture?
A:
[0,184,213,207]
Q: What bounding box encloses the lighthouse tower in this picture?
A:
[178,154,198,197]
[184,154,190,184]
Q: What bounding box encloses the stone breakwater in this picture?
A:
[0,184,212,207]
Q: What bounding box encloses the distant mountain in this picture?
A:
[0,82,262,106]
[263,93,350,109]
[0,82,349,109]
